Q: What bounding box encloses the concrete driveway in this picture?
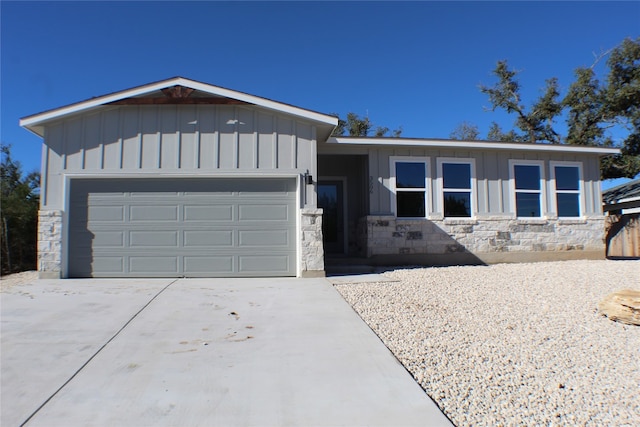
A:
[1,277,452,427]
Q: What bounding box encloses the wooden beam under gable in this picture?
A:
[107,97,252,105]
[161,85,195,98]
[106,84,253,106]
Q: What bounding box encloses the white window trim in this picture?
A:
[436,157,477,218]
[550,161,584,218]
[389,156,431,218]
[508,159,547,219]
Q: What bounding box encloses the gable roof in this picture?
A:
[327,136,620,155]
[603,179,640,205]
[20,76,338,139]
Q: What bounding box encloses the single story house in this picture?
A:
[21,77,619,279]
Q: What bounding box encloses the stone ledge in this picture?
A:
[301,208,323,216]
[38,210,62,217]
[557,219,589,225]
[442,219,478,226]
[513,218,550,225]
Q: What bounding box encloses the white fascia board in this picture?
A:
[329,137,621,155]
[180,79,338,126]
[20,77,337,136]
[20,78,186,131]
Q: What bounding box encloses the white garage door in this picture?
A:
[68,178,297,277]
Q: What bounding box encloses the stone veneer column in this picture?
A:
[300,208,325,277]
[38,210,63,279]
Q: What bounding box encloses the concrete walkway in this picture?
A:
[1,277,453,427]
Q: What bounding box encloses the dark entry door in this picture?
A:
[318,180,345,254]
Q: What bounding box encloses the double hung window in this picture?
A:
[551,162,582,217]
[438,159,474,217]
[511,161,544,218]
[391,157,428,218]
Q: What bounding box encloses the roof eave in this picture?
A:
[20,77,338,137]
[328,137,621,155]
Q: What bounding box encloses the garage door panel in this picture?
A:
[75,256,124,275]
[92,231,125,247]
[129,191,179,197]
[239,204,290,221]
[183,205,233,221]
[69,178,297,277]
[87,206,125,222]
[129,205,178,222]
[239,229,291,247]
[184,256,234,273]
[129,231,178,247]
[183,191,233,197]
[129,256,179,273]
[183,230,233,247]
[239,255,290,273]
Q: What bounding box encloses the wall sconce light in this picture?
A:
[305,174,313,185]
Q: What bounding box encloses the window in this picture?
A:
[437,159,475,217]
[390,157,429,217]
[551,162,582,217]
[510,161,545,218]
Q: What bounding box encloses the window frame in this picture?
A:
[509,159,546,219]
[550,161,584,218]
[389,156,430,218]
[436,157,477,218]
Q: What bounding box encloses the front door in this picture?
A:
[318,180,345,254]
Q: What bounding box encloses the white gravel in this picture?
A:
[0,270,38,291]
[334,260,640,427]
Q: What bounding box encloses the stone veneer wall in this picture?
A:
[38,210,63,278]
[300,208,325,277]
[359,215,605,263]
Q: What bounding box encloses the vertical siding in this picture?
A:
[102,109,121,170]
[121,110,139,170]
[65,118,83,170]
[369,148,605,217]
[257,112,275,169]
[179,106,198,170]
[277,117,294,169]
[83,113,102,170]
[296,123,313,174]
[217,107,236,169]
[44,123,64,209]
[140,108,159,169]
[160,107,178,169]
[41,105,319,209]
[237,108,255,170]
[199,106,217,169]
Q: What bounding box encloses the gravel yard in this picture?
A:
[334,260,640,427]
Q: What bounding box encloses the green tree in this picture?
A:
[1,145,39,274]
[480,62,562,144]
[450,121,480,140]
[600,37,640,178]
[479,37,640,178]
[486,122,519,142]
[331,112,402,137]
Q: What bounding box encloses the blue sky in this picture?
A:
[2,1,638,189]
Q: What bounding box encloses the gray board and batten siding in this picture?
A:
[68,178,297,277]
[40,105,319,209]
[38,103,324,278]
[318,141,604,218]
